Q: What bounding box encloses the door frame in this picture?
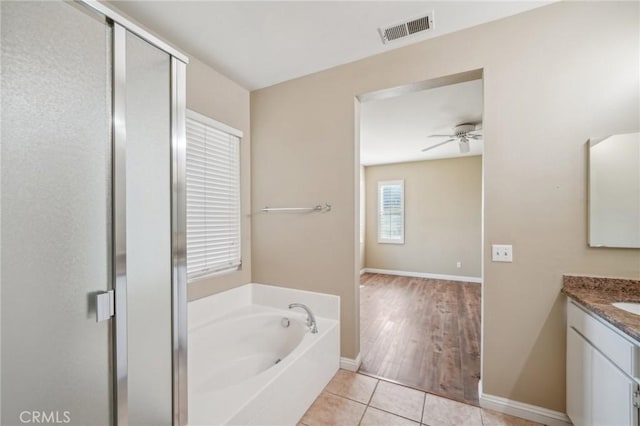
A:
[354,68,485,391]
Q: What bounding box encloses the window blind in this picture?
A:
[186,112,241,280]
[378,180,404,244]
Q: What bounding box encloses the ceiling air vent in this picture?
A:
[378,12,434,44]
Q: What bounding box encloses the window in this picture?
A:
[377,180,404,244]
[186,110,242,280]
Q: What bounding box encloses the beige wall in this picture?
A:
[251,1,640,412]
[365,157,482,278]
[186,57,252,301]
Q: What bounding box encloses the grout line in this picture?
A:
[365,405,423,424]
[314,371,493,426]
[356,379,379,426]
[366,379,379,406]
[359,370,478,407]
[356,408,366,426]
[316,374,437,425]
[323,389,368,406]
[365,380,424,424]
[357,384,380,426]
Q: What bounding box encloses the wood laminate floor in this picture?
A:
[359,273,481,405]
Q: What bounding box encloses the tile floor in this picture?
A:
[299,370,542,426]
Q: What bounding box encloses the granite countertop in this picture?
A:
[562,275,640,342]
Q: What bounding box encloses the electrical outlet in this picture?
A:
[492,244,513,262]
[456,261,461,268]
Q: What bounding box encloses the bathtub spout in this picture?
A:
[288,303,318,334]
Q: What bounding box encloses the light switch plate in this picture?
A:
[492,244,513,262]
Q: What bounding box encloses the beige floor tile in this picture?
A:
[300,392,366,426]
[324,370,378,403]
[360,407,420,426]
[369,380,425,422]
[421,393,482,426]
[481,409,543,426]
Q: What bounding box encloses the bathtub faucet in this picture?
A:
[288,303,318,334]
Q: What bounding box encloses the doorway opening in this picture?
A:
[356,72,484,406]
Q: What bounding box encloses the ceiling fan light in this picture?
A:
[458,140,470,153]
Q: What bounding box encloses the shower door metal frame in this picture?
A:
[78,2,189,425]
[112,22,129,426]
[170,57,188,426]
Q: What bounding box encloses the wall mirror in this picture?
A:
[588,132,640,248]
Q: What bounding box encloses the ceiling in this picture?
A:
[360,79,483,166]
[109,1,551,90]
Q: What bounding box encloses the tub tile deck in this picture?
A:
[299,370,542,426]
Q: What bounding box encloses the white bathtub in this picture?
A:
[188,284,340,426]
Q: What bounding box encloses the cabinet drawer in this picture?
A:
[567,300,638,377]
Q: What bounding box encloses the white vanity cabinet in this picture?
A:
[566,299,639,426]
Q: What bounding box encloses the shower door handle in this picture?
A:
[95,290,114,322]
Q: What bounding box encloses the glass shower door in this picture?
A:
[1,2,113,424]
[125,31,173,426]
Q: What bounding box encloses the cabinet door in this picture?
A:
[567,327,592,426]
[592,347,635,426]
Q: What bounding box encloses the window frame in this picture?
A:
[377,179,405,245]
[185,109,243,282]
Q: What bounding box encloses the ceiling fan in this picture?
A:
[422,123,483,154]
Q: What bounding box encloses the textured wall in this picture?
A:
[251,1,640,412]
[365,157,482,278]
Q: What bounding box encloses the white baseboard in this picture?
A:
[362,268,482,284]
[359,269,365,276]
[479,384,571,426]
[340,353,361,372]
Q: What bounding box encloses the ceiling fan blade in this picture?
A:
[422,139,455,152]
[458,140,471,154]
[428,134,455,138]
[467,134,483,139]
